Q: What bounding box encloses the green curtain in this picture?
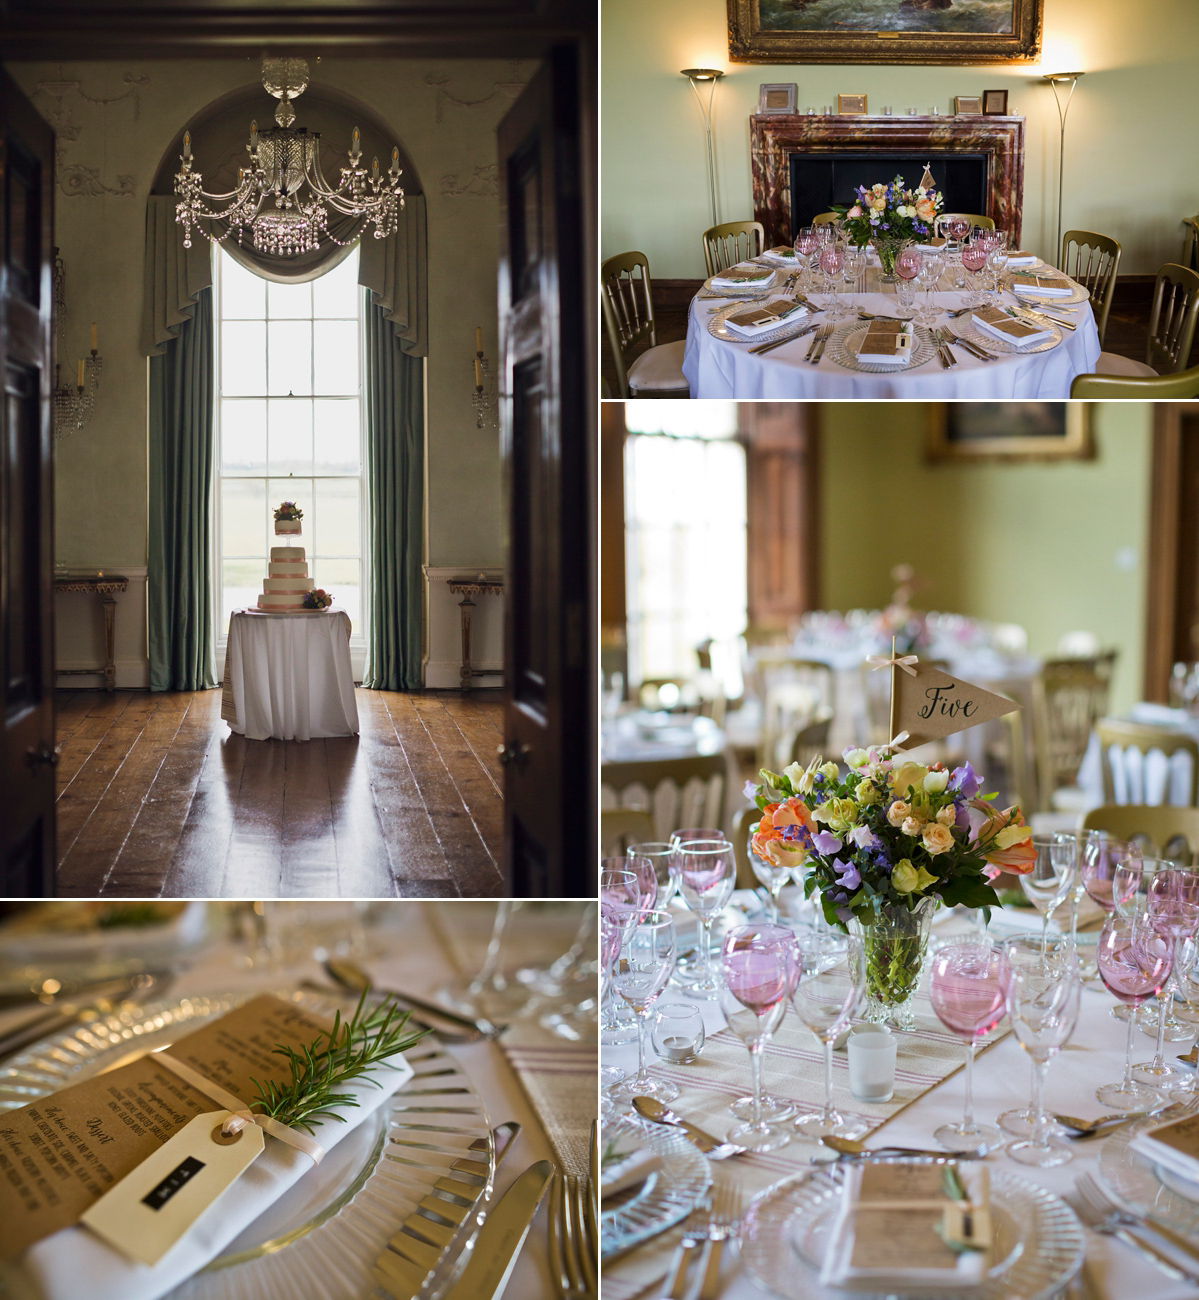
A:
[147,287,216,692]
[362,293,425,691]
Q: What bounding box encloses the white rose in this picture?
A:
[936,805,957,827]
[923,770,949,794]
[887,800,911,828]
[922,822,955,855]
[902,816,924,837]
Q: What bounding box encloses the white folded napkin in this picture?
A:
[601,1143,662,1201]
[1010,272,1073,297]
[1130,1113,1199,1189]
[819,1163,991,1293]
[1004,251,1039,267]
[13,1053,414,1300]
[724,299,808,339]
[972,308,1055,348]
[709,263,779,290]
[760,247,799,266]
[914,239,948,254]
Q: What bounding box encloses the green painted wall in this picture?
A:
[602,0,1199,277]
[819,402,1153,713]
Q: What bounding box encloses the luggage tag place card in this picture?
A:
[81,1110,265,1267]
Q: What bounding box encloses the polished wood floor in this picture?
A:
[53,688,505,899]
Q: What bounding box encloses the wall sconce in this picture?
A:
[681,67,725,230]
[1042,72,1085,262]
[52,251,102,442]
[471,326,497,429]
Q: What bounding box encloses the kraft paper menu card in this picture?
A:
[856,320,913,366]
[725,298,807,338]
[1131,1111,1199,1183]
[0,995,331,1260]
[972,305,1055,347]
[1010,270,1073,296]
[710,263,776,289]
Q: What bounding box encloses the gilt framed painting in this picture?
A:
[926,403,1093,461]
[727,0,1045,66]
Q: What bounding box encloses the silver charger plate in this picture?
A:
[1097,1111,1199,1242]
[827,321,937,373]
[600,1113,711,1259]
[707,302,814,347]
[961,312,1064,355]
[0,990,496,1300]
[741,1161,1084,1300]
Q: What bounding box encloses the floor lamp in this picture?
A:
[1043,72,1085,264]
[681,68,724,230]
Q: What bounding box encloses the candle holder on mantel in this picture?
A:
[52,251,102,442]
[471,325,497,429]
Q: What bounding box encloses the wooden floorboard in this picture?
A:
[53,687,505,899]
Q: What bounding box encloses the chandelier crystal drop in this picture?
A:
[175,57,404,257]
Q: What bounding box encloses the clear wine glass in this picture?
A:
[916,248,943,325]
[1020,833,1078,950]
[599,915,626,1100]
[719,925,796,1152]
[819,242,846,318]
[600,868,640,1042]
[1170,933,1199,1101]
[630,841,678,910]
[790,932,868,1144]
[675,839,737,999]
[794,227,820,292]
[603,854,656,919]
[1006,950,1082,1167]
[894,245,921,319]
[961,240,988,308]
[610,910,679,1105]
[1134,868,1199,1085]
[669,829,722,986]
[750,833,792,925]
[1052,829,1098,977]
[1095,911,1172,1111]
[945,216,971,286]
[930,941,1008,1153]
[841,244,867,314]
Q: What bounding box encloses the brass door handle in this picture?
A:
[496,741,530,770]
[25,743,60,769]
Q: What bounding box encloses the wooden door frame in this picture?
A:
[1144,402,1199,701]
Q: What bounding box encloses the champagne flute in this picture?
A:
[610,910,679,1105]
[1095,911,1172,1110]
[719,925,795,1152]
[1133,867,1199,1083]
[1006,951,1082,1167]
[790,932,868,1143]
[1020,833,1078,950]
[894,245,921,319]
[930,941,1008,1153]
[675,839,737,999]
[600,868,640,1042]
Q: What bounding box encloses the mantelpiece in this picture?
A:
[751,114,1026,249]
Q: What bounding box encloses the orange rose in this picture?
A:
[915,196,937,222]
[751,797,814,869]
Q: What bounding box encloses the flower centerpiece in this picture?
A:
[274,501,304,523]
[835,175,944,282]
[748,748,1034,1026]
[303,588,333,610]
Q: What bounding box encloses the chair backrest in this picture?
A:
[600,250,657,399]
[936,212,995,233]
[600,807,658,857]
[1031,655,1113,810]
[784,711,833,769]
[754,658,835,770]
[1147,262,1199,374]
[1095,718,1199,807]
[1061,229,1121,347]
[731,804,759,890]
[601,752,728,842]
[702,221,765,277]
[1057,630,1100,657]
[811,212,840,226]
[1071,362,1199,399]
[1184,215,1199,273]
[1082,803,1199,865]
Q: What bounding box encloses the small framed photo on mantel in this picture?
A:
[955,96,983,115]
[982,89,1010,115]
[758,83,798,114]
[926,402,1093,461]
[837,93,868,115]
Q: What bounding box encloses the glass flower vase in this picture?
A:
[855,896,939,1030]
[873,236,906,284]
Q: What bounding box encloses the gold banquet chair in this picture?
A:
[1184,215,1199,274]
[1095,718,1199,808]
[1061,230,1121,347]
[701,220,766,277]
[600,250,688,399]
[601,752,728,843]
[600,807,658,857]
[1082,804,1199,865]
[1093,262,1199,379]
[811,212,840,226]
[1071,363,1199,398]
[1031,654,1114,813]
[936,213,996,234]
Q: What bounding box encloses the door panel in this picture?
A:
[497,44,595,897]
[0,71,56,896]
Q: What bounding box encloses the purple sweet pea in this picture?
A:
[847,824,880,852]
[833,860,862,891]
[949,762,981,799]
[812,829,844,855]
[743,778,760,802]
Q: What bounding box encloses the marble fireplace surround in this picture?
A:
[751,114,1025,250]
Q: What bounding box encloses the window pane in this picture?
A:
[221,321,266,395]
[313,321,359,395]
[222,558,263,624]
[268,320,312,395]
[222,478,266,556]
[221,256,266,319]
[268,279,312,319]
[315,477,360,555]
[268,478,312,540]
[221,399,267,474]
[312,557,360,626]
[268,398,313,475]
[313,252,360,318]
[314,399,360,474]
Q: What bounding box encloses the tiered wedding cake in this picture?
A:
[257,505,310,610]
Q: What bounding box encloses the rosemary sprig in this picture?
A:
[250,990,429,1134]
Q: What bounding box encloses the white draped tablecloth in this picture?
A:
[682,264,1101,399]
[602,901,1199,1300]
[221,609,359,741]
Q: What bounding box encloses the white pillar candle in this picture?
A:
[847,1024,897,1102]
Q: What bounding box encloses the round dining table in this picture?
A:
[682,260,1102,399]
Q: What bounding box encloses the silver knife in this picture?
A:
[434,1161,555,1300]
[0,972,171,1063]
[324,958,507,1039]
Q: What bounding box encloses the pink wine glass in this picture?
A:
[794,227,820,290]
[894,245,922,319]
[674,839,736,999]
[1082,836,1143,913]
[600,867,640,1039]
[930,942,1008,1152]
[818,242,846,317]
[1096,912,1173,1110]
[728,923,799,1126]
[961,239,988,307]
[602,854,656,920]
[1136,867,1199,1084]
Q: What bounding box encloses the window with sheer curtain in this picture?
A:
[624,400,747,686]
[215,248,366,645]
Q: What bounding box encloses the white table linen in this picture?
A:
[223,609,358,742]
[602,899,1199,1300]
[682,266,1101,399]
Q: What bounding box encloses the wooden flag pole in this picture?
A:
[888,634,897,747]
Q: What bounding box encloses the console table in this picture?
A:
[447,577,503,691]
[53,573,129,692]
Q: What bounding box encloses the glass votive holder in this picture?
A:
[884,105,893,115]
[806,106,815,115]
[847,1024,897,1102]
[907,107,917,116]
[653,1004,705,1064]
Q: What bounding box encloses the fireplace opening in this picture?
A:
[789,153,989,236]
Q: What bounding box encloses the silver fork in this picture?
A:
[549,1170,598,1299]
[807,323,833,364]
[660,1205,711,1299]
[695,1183,743,1300]
[1072,1173,1199,1283]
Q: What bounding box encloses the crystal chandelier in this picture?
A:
[175,57,404,257]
